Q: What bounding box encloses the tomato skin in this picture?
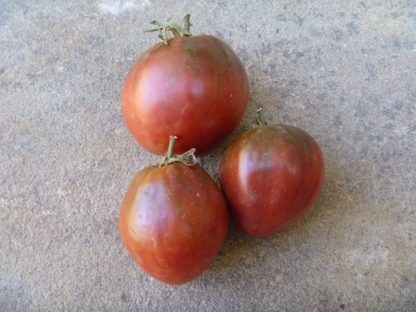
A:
[220,125,324,237]
[122,35,249,155]
[119,163,228,285]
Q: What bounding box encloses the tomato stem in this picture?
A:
[160,135,198,167]
[182,14,192,34]
[255,107,268,127]
[166,135,177,160]
[145,14,192,45]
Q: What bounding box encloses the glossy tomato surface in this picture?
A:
[119,163,228,284]
[122,35,249,155]
[220,125,324,237]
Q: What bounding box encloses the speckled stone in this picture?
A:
[1,1,415,311]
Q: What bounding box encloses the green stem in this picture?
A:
[145,14,193,44]
[171,29,181,37]
[182,14,192,35]
[166,135,177,160]
[255,107,268,127]
[160,135,198,167]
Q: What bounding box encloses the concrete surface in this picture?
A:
[1,0,415,311]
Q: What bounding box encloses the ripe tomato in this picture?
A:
[220,110,324,237]
[119,137,228,284]
[122,15,249,155]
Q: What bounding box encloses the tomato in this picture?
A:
[119,136,228,284]
[220,110,324,237]
[122,15,249,155]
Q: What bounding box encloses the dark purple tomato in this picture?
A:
[122,15,249,155]
[220,118,324,237]
[119,137,228,284]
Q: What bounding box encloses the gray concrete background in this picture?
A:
[1,0,415,311]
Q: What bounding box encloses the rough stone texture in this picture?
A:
[1,0,415,311]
